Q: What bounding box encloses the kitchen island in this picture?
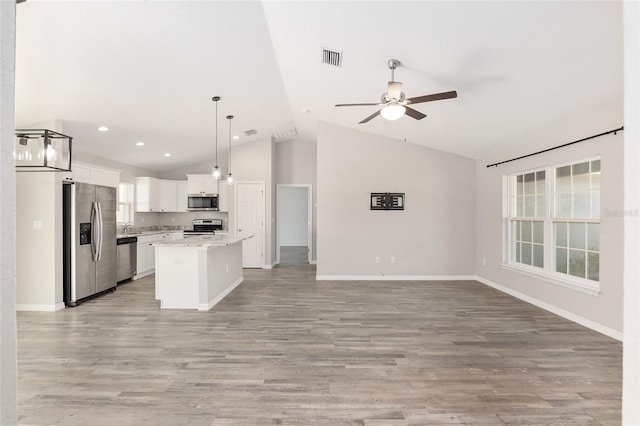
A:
[153,234,253,311]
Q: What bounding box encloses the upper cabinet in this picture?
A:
[186,174,217,195]
[70,162,120,188]
[135,178,189,213]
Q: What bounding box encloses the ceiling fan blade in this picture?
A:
[407,90,458,105]
[359,110,381,124]
[404,106,426,120]
[335,103,380,107]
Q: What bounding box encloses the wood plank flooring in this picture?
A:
[17,266,621,425]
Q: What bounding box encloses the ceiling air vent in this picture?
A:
[244,129,258,136]
[272,127,298,143]
[321,48,342,67]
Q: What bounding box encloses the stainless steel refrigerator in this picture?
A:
[63,182,117,306]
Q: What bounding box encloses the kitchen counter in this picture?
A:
[152,233,252,248]
[153,234,253,311]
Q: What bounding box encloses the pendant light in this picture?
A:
[226,115,234,185]
[211,96,221,179]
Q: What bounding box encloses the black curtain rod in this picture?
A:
[486,126,624,168]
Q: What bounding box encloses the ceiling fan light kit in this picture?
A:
[335,58,457,123]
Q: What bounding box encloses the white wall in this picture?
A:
[278,186,308,246]
[0,1,17,423]
[316,122,476,278]
[228,138,275,267]
[475,112,624,337]
[16,173,65,310]
[275,139,317,261]
[623,1,640,422]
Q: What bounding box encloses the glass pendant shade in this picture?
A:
[212,165,221,179]
[381,104,406,120]
[226,173,233,185]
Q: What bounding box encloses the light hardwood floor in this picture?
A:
[17,266,621,425]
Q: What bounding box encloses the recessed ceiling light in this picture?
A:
[136,141,144,146]
[164,153,171,157]
[232,135,239,140]
[97,126,109,132]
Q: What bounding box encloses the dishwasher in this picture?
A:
[116,236,138,283]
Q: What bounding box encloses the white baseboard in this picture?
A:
[17,302,65,312]
[262,260,278,270]
[310,260,317,265]
[474,275,623,341]
[199,276,244,311]
[315,274,476,281]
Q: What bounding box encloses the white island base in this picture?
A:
[154,235,248,311]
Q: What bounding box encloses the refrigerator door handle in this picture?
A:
[96,202,104,261]
[90,202,99,261]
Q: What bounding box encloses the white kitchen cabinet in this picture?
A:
[176,181,188,212]
[134,232,181,279]
[186,174,217,195]
[159,180,177,212]
[135,177,162,212]
[71,162,120,188]
[217,181,230,212]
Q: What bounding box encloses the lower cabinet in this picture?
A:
[134,232,183,279]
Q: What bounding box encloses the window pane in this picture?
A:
[555,222,567,247]
[516,175,524,196]
[522,243,532,265]
[511,222,518,261]
[572,192,590,218]
[573,173,590,192]
[524,195,535,217]
[557,165,571,178]
[591,171,600,190]
[591,190,600,218]
[557,175,571,193]
[556,248,568,273]
[516,241,521,262]
[536,194,545,217]
[516,196,523,217]
[535,171,545,194]
[591,159,601,173]
[569,249,586,278]
[556,193,571,217]
[524,173,535,195]
[521,221,532,242]
[533,221,544,244]
[587,252,599,282]
[516,220,521,240]
[533,244,544,268]
[569,223,586,249]
[572,162,590,176]
[587,223,600,251]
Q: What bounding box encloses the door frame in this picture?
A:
[234,181,266,268]
[276,184,313,264]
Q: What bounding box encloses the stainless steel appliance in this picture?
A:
[183,218,223,236]
[187,194,219,211]
[63,182,117,306]
[116,236,137,282]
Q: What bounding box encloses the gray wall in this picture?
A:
[475,119,624,335]
[275,139,317,261]
[1,0,17,422]
[316,122,476,277]
[278,186,309,246]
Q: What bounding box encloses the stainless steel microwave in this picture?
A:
[187,194,218,211]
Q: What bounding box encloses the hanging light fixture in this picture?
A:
[211,96,221,179]
[380,103,406,120]
[226,115,234,185]
[14,129,72,172]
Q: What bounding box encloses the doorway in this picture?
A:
[277,184,312,265]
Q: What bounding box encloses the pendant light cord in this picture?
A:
[215,99,218,167]
[227,115,233,172]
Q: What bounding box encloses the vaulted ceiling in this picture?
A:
[15,1,622,171]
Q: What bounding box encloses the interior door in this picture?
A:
[236,182,264,268]
[73,183,97,300]
[95,185,117,292]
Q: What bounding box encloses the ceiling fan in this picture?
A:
[335,59,457,124]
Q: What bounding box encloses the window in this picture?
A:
[116,183,134,225]
[505,158,601,293]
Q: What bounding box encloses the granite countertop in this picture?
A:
[152,234,254,248]
[117,230,184,239]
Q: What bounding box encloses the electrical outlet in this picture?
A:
[32,220,43,231]
[375,256,380,264]
[171,217,176,223]
[482,258,487,266]
[390,256,396,264]
[141,217,145,224]
[225,265,229,273]
[175,259,183,265]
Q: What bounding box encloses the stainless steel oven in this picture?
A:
[187,194,219,211]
